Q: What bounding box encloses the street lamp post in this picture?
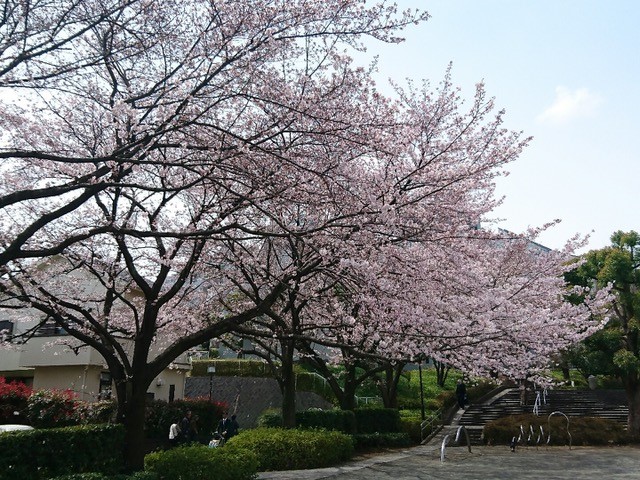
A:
[207,365,216,402]
[418,358,426,421]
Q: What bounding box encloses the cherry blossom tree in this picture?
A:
[0,0,429,469]
[0,2,611,470]
[0,0,427,267]
[232,218,611,420]
[216,74,534,417]
[351,231,611,383]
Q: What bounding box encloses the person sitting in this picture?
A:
[217,411,231,441]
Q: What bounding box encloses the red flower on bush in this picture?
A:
[0,376,33,399]
[0,377,33,422]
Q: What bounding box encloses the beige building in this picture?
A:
[0,317,190,402]
[0,258,192,402]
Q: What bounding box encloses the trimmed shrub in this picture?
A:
[398,417,422,443]
[144,444,257,480]
[353,408,400,434]
[296,408,357,434]
[258,408,402,436]
[256,408,283,428]
[351,432,412,450]
[483,414,627,446]
[0,377,32,423]
[0,423,125,479]
[258,408,357,434]
[227,427,354,471]
[27,389,77,428]
[466,380,500,403]
[69,400,117,426]
[51,473,158,480]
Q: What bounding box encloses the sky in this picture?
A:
[362,0,640,252]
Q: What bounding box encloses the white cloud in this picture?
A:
[536,86,603,124]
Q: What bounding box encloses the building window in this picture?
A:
[98,372,112,400]
[0,320,14,342]
[34,320,68,337]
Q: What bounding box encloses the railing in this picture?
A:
[440,426,472,462]
[532,388,548,416]
[420,408,443,443]
[355,396,382,406]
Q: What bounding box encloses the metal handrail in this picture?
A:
[440,425,472,462]
[355,396,382,406]
[420,408,442,442]
[533,392,541,416]
[533,388,549,416]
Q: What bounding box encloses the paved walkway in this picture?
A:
[259,392,640,479]
[258,444,640,479]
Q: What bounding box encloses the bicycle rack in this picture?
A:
[440,425,472,462]
[548,411,572,450]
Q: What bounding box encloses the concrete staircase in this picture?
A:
[447,388,628,445]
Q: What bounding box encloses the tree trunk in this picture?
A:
[120,380,149,472]
[338,363,358,410]
[626,380,640,440]
[280,341,297,428]
[340,375,358,411]
[434,360,450,388]
[377,363,403,408]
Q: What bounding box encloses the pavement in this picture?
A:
[258,391,640,479]
[258,444,640,479]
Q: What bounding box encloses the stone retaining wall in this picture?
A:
[185,376,333,429]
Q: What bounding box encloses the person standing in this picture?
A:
[456,379,467,409]
[179,410,193,443]
[168,418,181,448]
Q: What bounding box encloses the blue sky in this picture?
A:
[364,0,640,252]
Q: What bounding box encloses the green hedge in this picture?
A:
[144,445,257,480]
[483,414,627,446]
[50,473,158,480]
[351,432,412,449]
[227,427,354,471]
[0,424,125,480]
[296,409,357,434]
[258,407,402,435]
[398,417,422,443]
[353,408,400,434]
[257,408,283,428]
